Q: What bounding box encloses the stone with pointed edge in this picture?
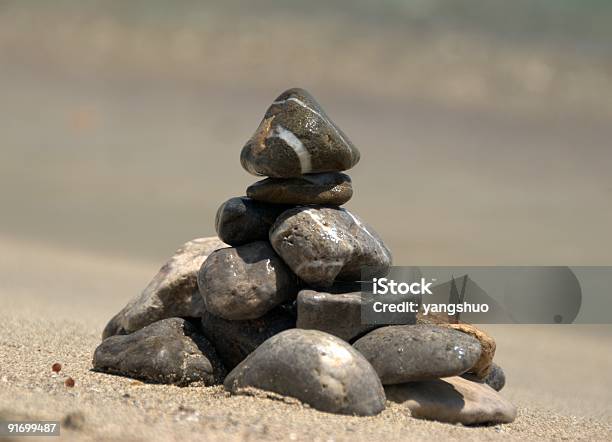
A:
[224,329,386,416]
[247,172,353,206]
[102,237,226,339]
[270,206,391,288]
[240,88,360,178]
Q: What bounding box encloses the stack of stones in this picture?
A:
[93,88,516,425]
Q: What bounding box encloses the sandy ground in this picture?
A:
[1,236,611,441]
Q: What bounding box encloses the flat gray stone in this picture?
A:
[93,318,226,386]
[247,172,352,206]
[386,376,517,425]
[224,329,386,416]
[201,307,296,370]
[215,197,291,246]
[198,241,298,320]
[103,237,226,339]
[352,325,482,384]
[297,290,377,341]
[240,88,360,177]
[270,206,392,288]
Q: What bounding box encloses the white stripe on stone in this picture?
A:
[272,97,351,149]
[266,124,312,174]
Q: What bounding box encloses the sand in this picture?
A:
[1,236,611,441]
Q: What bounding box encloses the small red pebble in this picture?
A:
[65,377,75,387]
[52,363,62,373]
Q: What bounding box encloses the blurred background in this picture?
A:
[1,0,611,266]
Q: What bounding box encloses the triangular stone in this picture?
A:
[102,237,226,338]
[241,88,360,177]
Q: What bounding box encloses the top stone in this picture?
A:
[240,88,360,177]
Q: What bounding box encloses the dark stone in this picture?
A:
[102,237,226,339]
[200,307,296,370]
[385,376,516,424]
[247,172,353,206]
[296,290,377,342]
[464,362,506,392]
[198,241,298,320]
[93,318,226,386]
[240,88,360,178]
[215,197,291,246]
[352,325,482,384]
[485,362,506,391]
[270,206,392,287]
[224,329,386,416]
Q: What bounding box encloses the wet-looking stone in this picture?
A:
[240,88,360,177]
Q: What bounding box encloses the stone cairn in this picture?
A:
[94,88,516,424]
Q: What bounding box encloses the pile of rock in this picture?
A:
[93,88,516,425]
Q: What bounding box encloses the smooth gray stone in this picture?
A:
[93,318,226,386]
[247,172,353,206]
[296,290,377,342]
[270,206,392,288]
[240,88,360,178]
[198,241,298,320]
[464,362,506,392]
[200,307,296,370]
[224,329,386,416]
[215,197,291,246]
[385,376,517,425]
[352,325,482,385]
[103,237,226,339]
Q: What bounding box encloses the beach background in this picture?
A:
[1,1,611,440]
